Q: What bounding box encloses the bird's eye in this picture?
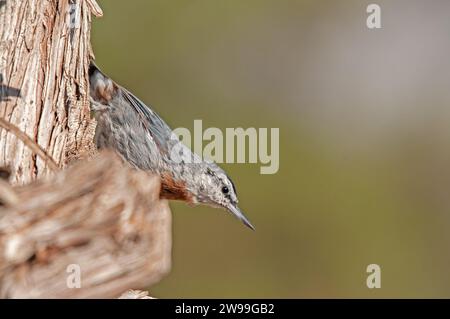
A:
[222,186,229,194]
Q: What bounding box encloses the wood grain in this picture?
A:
[0,151,172,298]
[0,0,97,184]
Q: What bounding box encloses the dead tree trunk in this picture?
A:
[0,0,172,298]
[0,0,100,184]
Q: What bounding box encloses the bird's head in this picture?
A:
[187,163,254,230]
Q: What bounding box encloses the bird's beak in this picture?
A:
[227,204,255,230]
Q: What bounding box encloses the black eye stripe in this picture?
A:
[229,178,237,196]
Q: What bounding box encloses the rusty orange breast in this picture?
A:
[159,172,194,203]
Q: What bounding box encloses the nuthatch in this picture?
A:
[89,63,254,230]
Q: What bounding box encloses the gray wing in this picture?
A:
[119,87,178,157]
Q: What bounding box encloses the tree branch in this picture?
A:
[0,151,171,298]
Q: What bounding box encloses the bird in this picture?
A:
[88,62,254,230]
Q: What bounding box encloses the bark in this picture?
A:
[0,0,100,185]
[0,0,172,298]
[118,290,154,299]
[0,151,171,298]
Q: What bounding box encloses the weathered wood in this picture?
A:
[0,1,172,298]
[0,151,172,298]
[0,0,97,185]
[118,290,154,299]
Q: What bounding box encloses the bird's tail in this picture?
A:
[89,61,116,104]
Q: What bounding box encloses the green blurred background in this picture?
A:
[91,0,450,297]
